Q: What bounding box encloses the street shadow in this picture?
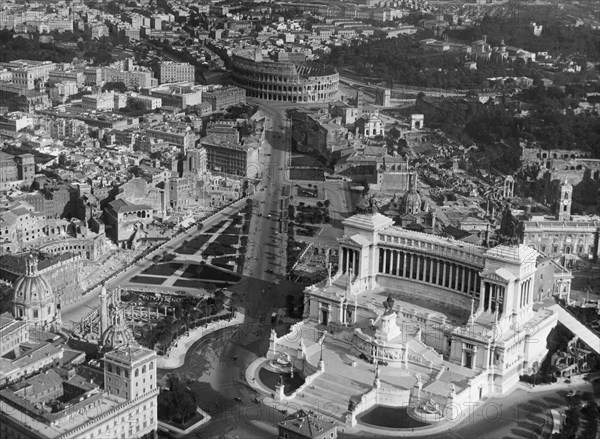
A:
[517,420,542,434]
[264,130,288,152]
[510,427,536,438]
[540,396,565,406]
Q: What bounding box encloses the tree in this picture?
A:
[102,81,128,93]
[158,376,199,424]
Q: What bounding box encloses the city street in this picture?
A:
[242,101,292,284]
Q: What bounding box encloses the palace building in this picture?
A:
[521,179,600,266]
[302,212,565,396]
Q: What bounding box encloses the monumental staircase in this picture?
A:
[297,371,371,422]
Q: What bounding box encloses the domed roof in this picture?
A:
[403,188,421,206]
[101,305,134,350]
[403,175,421,214]
[12,254,54,306]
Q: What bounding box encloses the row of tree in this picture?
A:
[448,15,600,60]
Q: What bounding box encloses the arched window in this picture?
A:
[142,365,146,373]
[135,369,139,377]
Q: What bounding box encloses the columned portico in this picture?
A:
[298,212,565,410]
[377,246,482,301]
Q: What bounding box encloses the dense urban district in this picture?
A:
[0,0,599,438]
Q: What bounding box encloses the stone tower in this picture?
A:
[403,174,421,215]
[103,345,157,401]
[557,179,572,221]
[356,90,364,117]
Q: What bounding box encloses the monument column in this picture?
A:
[415,255,420,280]
[477,280,486,312]
[466,269,472,295]
[347,248,351,274]
[442,261,447,287]
[414,255,419,279]
[100,284,108,338]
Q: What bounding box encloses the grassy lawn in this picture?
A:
[187,234,211,249]
[142,263,182,277]
[222,223,242,235]
[206,220,228,234]
[214,235,239,246]
[202,242,234,257]
[175,246,198,255]
[172,279,211,289]
[181,264,241,282]
[211,257,236,267]
[130,276,166,285]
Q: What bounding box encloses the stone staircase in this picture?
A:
[297,372,371,422]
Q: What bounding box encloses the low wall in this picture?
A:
[157,408,211,438]
[157,312,244,369]
[346,387,411,426]
[275,366,324,402]
[267,321,308,363]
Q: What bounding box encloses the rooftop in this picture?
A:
[108,199,152,214]
[278,409,337,437]
[103,345,155,365]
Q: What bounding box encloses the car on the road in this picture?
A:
[234,397,243,403]
[377,360,389,366]
[566,390,578,397]
[267,214,272,219]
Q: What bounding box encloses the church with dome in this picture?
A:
[0,253,65,385]
[11,253,62,331]
[402,174,422,215]
[0,258,159,439]
[98,284,135,351]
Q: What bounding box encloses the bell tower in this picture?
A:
[557,179,572,221]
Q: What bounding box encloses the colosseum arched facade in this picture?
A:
[231,49,339,103]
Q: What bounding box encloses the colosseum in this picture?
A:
[231,49,339,103]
